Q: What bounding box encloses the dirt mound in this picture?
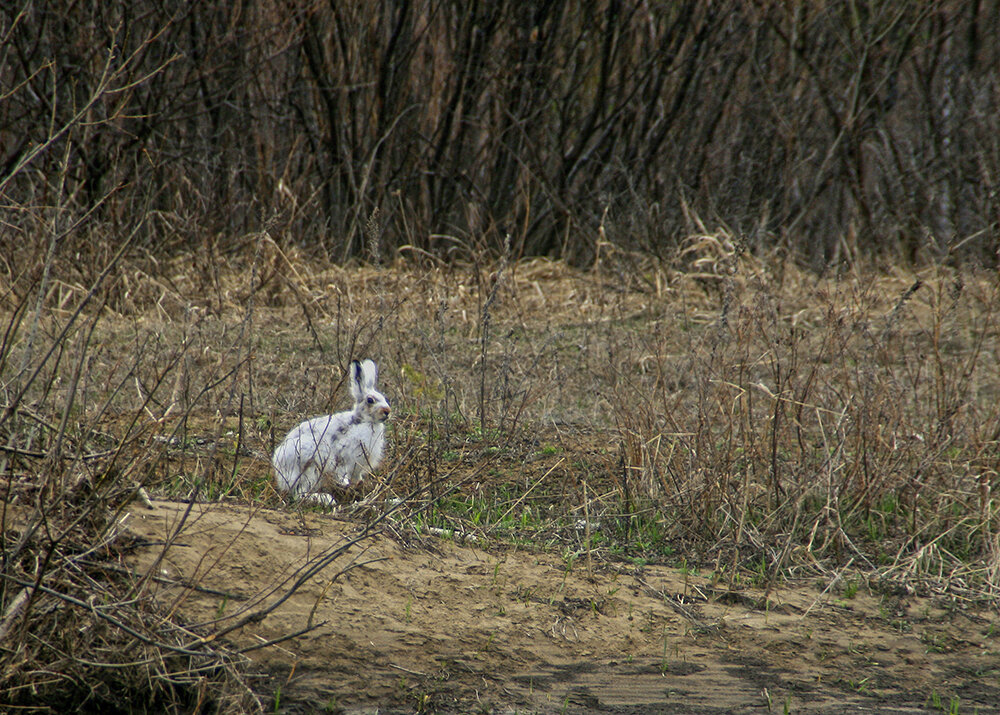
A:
[127,500,999,713]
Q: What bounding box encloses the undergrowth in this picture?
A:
[2,232,999,712]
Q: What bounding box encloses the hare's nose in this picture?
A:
[379,406,391,420]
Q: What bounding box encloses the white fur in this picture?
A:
[273,359,389,505]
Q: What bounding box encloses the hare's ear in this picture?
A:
[349,360,364,401]
[358,359,379,390]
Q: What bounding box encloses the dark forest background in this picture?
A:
[2,0,998,269]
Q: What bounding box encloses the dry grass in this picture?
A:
[2,234,999,711]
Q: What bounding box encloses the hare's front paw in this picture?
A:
[303,492,337,508]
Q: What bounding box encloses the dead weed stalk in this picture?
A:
[608,234,1000,597]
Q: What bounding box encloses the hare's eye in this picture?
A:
[366,397,374,404]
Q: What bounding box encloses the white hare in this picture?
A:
[273,359,390,506]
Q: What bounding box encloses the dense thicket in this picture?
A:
[2,1,998,267]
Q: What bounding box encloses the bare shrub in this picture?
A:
[3,1,997,267]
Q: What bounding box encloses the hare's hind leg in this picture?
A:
[303,492,336,507]
[293,464,337,507]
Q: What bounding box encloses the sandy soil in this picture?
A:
[126,499,1000,714]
